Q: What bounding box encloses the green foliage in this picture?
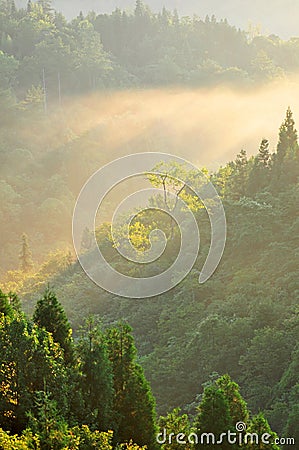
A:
[0,2,298,445]
[158,408,193,450]
[77,317,114,431]
[0,427,40,449]
[216,374,249,425]
[245,413,280,450]
[106,323,157,448]
[0,290,13,316]
[70,425,113,449]
[33,289,74,364]
[0,310,68,433]
[194,385,233,449]
[0,51,18,90]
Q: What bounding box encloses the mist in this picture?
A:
[55,78,299,174]
[1,77,299,275]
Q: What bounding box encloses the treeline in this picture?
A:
[213,106,299,198]
[0,289,285,449]
[0,0,298,103]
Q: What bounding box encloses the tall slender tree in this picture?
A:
[77,317,114,431]
[277,107,298,161]
[248,139,271,195]
[105,323,156,449]
[272,107,299,188]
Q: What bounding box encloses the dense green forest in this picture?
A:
[2,0,299,97]
[0,1,299,449]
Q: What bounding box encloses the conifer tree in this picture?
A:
[276,107,298,162]
[158,408,192,450]
[216,374,249,425]
[19,233,33,272]
[248,139,271,196]
[77,317,114,431]
[246,413,280,449]
[194,384,233,450]
[0,289,13,316]
[272,107,299,187]
[105,323,156,449]
[33,289,74,364]
[284,404,299,448]
[228,149,249,199]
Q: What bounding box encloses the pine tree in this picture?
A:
[248,139,271,196]
[158,408,192,450]
[0,289,13,316]
[284,404,299,448]
[246,413,280,449]
[257,138,271,167]
[28,390,69,450]
[19,233,33,272]
[216,375,249,425]
[33,289,74,364]
[77,318,114,431]
[105,323,156,449]
[276,107,298,162]
[228,149,249,199]
[194,384,234,450]
[272,107,299,188]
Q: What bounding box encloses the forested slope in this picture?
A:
[2,108,298,443]
[0,2,298,448]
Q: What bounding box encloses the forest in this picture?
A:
[0,0,298,449]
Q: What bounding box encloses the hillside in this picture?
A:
[0,1,298,448]
[2,107,299,443]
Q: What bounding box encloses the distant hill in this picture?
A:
[15,0,299,38]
